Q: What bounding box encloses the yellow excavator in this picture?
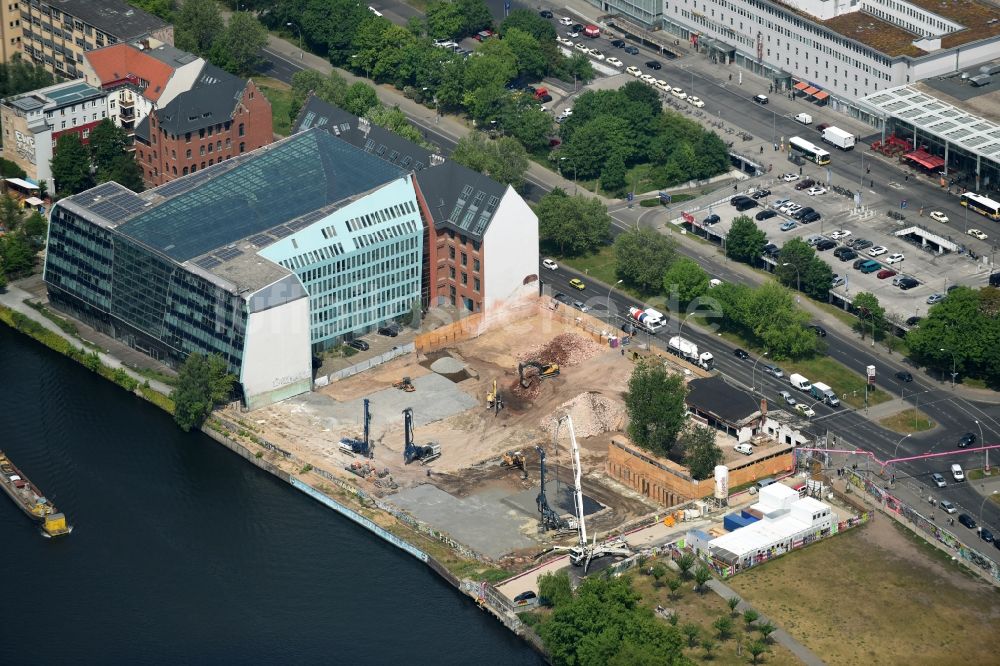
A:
[393,376,415,392]
[500,450,528,479]
[518,361,560,388]
[486,379,504,413]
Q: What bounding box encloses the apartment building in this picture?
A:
[8,0,171,78]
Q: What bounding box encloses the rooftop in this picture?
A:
[154,64,247,134]
[48,0,168,39]
[84,42,199,102]
[912,0,1000,50]
[686,376,762,426]
[820,11,927,58]
[6,79,104,112]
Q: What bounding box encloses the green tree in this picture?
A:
[537,570,573,607]
[0,58,54,98]
[747,639,768,664]
[536,189,610,256]
[426,0,464,39]
[211,12,268,76]
[289,69,349,121]
[366,105,432,148]
[613,227,677,294]
[502,27,547,79]
[130,0,175,20]
[0,157,27,180]
[50,133,94,196]
[0,195,24,233]
[663,257,709,305]
[712,615,732,640]
[562,114,635,179]
[451,132,528,190]
[175,0,224,56]
[500,8,556,42]
[676,552,695,578]
[701,638,717,658]
[906,287,997,384]
[681,622,700,648]
[0,234,35,278]
[757,622,776,643]
[679,425,722,480]
[170,353,237,432]
[88,119,128,174]
[21,211,47,246]
[775,238,813,292]
[666,576,682,601]
[727,595,741,616]
[743,608,759,630]
[293,0,368,63]
[624,358,688,458]
[500,103,552,153]
[693,566,712,593]
[343,81,379,116]
[101,155,145,193]
[600,152,628,195]
[801,255,834,300]
[456,0,493,36]
[853,292,885,341]
[651,562,667,587]
[725,215,766,263]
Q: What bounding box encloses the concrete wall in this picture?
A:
[482,187,539,313]
[241,290,312,410]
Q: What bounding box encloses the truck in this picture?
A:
[821,126,856,150]
[789,373,812,392]
[668,336,714,370]
[794,112,812,125]
[628,306,666,334]
[809,382,840,406]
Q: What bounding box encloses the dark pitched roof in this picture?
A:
[686,376,761,425]
[293,95,433,171]
[49,0,168,40]
[414,160,507,240]
[67,129,406,262]
[154,64,246,135]
[133,115,150,143]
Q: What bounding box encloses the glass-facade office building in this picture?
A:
[44,129,424,409]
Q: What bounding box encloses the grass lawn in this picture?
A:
[878,408,935,433]
[556,246,655,302]
[257,77,294,137]
[962,377,989,390]
[780,355,891,409]
[728,519,1000,666]
[628,567,798,665]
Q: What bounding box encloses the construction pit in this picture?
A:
[238,309,660,561]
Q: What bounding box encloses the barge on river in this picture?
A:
[0,451,71,537]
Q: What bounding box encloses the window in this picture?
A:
[473,278,480,292]
[461,272,467,285]
[473,258,480,272]
[186,149,191,158]
[461,252,467,266]
[200,145,205,156]
[449,246,455,259]
[238,123,245,137]
[239,142,245,152]
[449,266,455,278]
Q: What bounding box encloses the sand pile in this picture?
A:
[430,356,465,374]
[545,391,627,439]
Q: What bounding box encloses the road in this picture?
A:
[253,10,1000,559]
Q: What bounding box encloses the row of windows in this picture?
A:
[283,242,346,271]
[868,0,956,34]
[290,237,419,286]
[310,281,418,325]
[444,266,481,292]
[342,199,417,234]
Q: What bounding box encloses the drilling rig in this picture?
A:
[402,407,441,465]
[534,445,574,533]
[339,398,374,458]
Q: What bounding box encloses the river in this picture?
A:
[0,324,543,664]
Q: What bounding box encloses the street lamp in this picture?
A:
[939,347,957,389]
[350,54,371,80]
[560,157,577,194]
[751,351,769,393]
[979,490,998,531]
[286,22,303,53]
[607,279,623,326]
[888,433,910,482]
[781,262,801,294]
[976,420,989,474]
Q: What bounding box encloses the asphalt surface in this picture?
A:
[253,6,1000,560]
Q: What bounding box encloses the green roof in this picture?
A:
[119,130,405,261]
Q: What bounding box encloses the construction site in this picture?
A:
[233,306,661,564]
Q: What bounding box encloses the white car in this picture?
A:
[567,29,580,38]
[656,80,670,92]
[951,464,965,481]
[931,473,946,488]
[885,253,904,264]
[574,42,588,52]
[968,228,988,240]
[606,56,624,68]
[626,65,642,77]
[556,36,573,46]
[670,87,687,100]
[687,96,705,107]
[829,229,851,240]
[640,74,656,84]
[807,186,826,196]
[929,210,949,223]
[868,246,888,257]
[542,258,558,270]
[782,173,799,182]
[559,16,573,25]
[940,500,957,514]
[795,403,816,417]
[589,49,605,60]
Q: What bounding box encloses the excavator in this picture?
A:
[486,379,504,414]
[518,361,560,389]
[500,450,527,479]
[402,407,441,465]
[393,376,415,392]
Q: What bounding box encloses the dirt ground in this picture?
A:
[728,516,1000,665]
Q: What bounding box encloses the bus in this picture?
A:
[960,192,1000,220]
[789,136,831,165]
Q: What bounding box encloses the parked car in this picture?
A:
[831,276,846,287]
[539,9,554,17]
[626,65,641,76]
[898,277,919,290]
[554,292,570,304]
[931,473,946,488]
[555,36,574,46]
[514,590,537,602]
[895,371,913,382]
[815,239,837,251]
[792,206,815,220]
[958,513,976,528]
[885,253,905,264]
[982,528,995,543]
[940,500,956,514]
[606,56,624,67]
[829,230,851,240]
[687,96,705,107]
[868,246,888,257]
[801,211,822,223]
[611,39,625,47]
[780,221,798,231]
[347,339,370,351]
[957,432,977,448]
[952,464,965,481]
[968,228,988,240]
[756,210,777,221]
[559,16,573,25]
[542,258,558,270]
[763,364,784,378]
[794,178,816,190]
[588,49,605,60]
[836,249,857,261]
[772,198,789,208]
[807,324,827,337]
[926,293,945,304]
[905,316,922,326]
[572,300,589,312]
[877,268,897,279]
[703,214,721,225]
[851,239,874,251]
[377,324,400,337]
[734,442,754,455]
[782,173,799,182]
[807,186,826,196]
[753,94,769,105]
[569,278,586,290]
[624,45,639,54]
[752,189,771,199]
[929,210,949,223]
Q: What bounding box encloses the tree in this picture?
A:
[88,119,129,175]
[775,238,813,291]
[613,227,677,294]
[0,234,35,278]
[693,566,712,593]
[747,639,768,664]
[426,0,464,39]
[456,0,493,36]
[289,69,348,121]
[663,257,709,306]
[712,615,732,640]
[0,59,54,99]
[743,609,759,630]
[500,8,556,42]
[676,552,695,579]
[21,212,47,247]
[0,157,27,180]
[853,292,885,341]
[679,425,722,480]
[727,595,741,616]
[700,638,717,658]
[500,104,553,153]
[757,622,776,643]
[0,195,24,233]
[50,133,93,196]
[537,570,573,607]
[666,577,682,601]
[101,155,145,193]
[343,81,379,116]
[725,215,766,263]
[175,0,224,56]
[801,255,834,300]
[170,353,237,432]
[502,27,548,79]
[211,12,268,76]
[366,105,431,148]
[624,358,688,458]
[680,622,700,648]
[536,189,610,256]
[906,287,998,384]
[451,132,529,190]
[600,151,628,194]
[650,562,667,587]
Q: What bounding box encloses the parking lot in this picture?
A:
[685,172,994,323]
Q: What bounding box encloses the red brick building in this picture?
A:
[134,64,272,187]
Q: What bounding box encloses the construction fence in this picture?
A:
[316,343,415,386]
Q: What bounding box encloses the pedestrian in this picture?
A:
[621,346,625,357]
[729,73,732,81]
[866,166,870,175]
[870,178,874,188]
[773,142,778,151]
[799,166,803,175]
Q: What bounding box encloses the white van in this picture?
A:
[795,113,813,125]
[951,464,965,481]
[734,443,754,456]
[789,373,811,391]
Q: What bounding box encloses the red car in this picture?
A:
[877,268,897,279]
[583,25,601,38]
[474,29,494,41]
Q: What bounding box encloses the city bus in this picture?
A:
[960,192,1000,220]
[789,136,831,165]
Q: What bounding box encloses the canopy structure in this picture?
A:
[904,149,946,170]
[814,91,830,101]
[793,81,809,91]
[803,86,819,96]
[5,177,39,190]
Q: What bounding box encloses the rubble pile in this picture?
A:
[546,392,627,438]
[520,333,605,367]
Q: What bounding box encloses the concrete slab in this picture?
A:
[502,477,604,519]
[389,484,536,559]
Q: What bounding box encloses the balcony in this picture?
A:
[118,94,134,108]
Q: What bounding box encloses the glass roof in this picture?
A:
[119,130,405,261]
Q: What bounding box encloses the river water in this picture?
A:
[0,324,542,664]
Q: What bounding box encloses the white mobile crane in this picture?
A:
[553,415,631,572]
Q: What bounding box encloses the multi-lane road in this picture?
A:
[254,6,1000,555]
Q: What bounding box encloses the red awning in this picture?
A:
[803,86,819,95]
[814,91,830,100]
[793,81,809,91]
[904,150,945,170]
